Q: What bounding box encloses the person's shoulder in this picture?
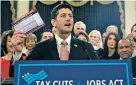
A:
[1,57,10,63]
[131,56,136,61]
[1,57,4,61]
[35,39,52,47]
[72,36,92,47]
[98,48,103,50]
[73,36,90,44]
[28,39,53,56]
[97,48,104,53]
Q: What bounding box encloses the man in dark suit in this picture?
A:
[27,36,97,60]
[12,3,97,60]
[131,56,136,77]
[40,29,53,42]
[118,38,136,77]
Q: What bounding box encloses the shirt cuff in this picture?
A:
[12,52,22,65]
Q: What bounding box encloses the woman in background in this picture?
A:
[23,33,37,56]
[102,32,120,59]
[88,30,103,58]
[1,30,14,80]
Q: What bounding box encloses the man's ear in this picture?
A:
[51,19,56,27]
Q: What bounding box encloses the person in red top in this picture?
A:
[1,30,14,80]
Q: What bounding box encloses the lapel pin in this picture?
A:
[74,44,77,47]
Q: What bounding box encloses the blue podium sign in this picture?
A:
[14,60,133,85]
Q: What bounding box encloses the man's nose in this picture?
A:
[47,36,51,39]
[66,15,71,21]
[79,30,82,32]
[79,29,84,32]
[122,47,127,52]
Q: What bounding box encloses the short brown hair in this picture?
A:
[24,33,37,46]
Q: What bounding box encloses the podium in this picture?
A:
[5,60,135,85]
[1,78,136,85]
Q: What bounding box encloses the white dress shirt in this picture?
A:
[55,34,71,56]
[12,52,23,65]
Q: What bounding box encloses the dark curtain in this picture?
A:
[1,1,17,34]
[73,1,124,37]
[30,1,61,41]
[30,1,124,41]
[1,1,12,34]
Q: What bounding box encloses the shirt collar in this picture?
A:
[55,34,71,47]
[120,56,132,60]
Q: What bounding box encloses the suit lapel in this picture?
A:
[49,36,82,60]
[69,36,80,60]
[49,36,60,60]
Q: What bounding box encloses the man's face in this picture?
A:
[74,23,86,36]
[41,32,53,41]
[131,26,136,41]
[51,8,73,34]
[102,32,107,42]
[118,40,132,59]
[106,27,117,34]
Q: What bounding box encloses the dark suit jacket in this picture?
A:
[27,36,97,60]
[9,53,26,77]
[131,56,136,77]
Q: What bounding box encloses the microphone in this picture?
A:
[85,49,92,60]
[84,42,99,60]
[84,42,92,60]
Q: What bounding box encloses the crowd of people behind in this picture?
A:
[1,3,136,81]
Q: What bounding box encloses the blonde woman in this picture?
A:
[88,30,103,50]
[88,30,103,58]
[23,33,37,56]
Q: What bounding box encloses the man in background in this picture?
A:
[106,25,118,34]
[73,21,86,37]
[118,39,133,60]
[127,24,136,57]
[118,38,136,77]
[40,29,53,41]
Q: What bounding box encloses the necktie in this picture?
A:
[60,40,69,60]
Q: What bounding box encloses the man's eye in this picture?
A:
[119,47,123,49]
[44,36,47,39]
[81,28,84,30]
[61,14,66,17]
[69,14,73,18]
[125,46,129,48]
[77,28,80,30]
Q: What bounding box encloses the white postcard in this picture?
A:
[12,8,45,34]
